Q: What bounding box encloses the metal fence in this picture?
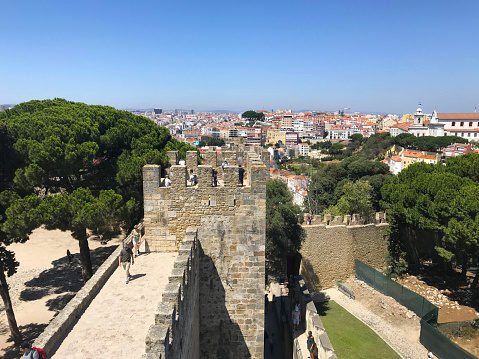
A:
[355,259,478,359]
[355,259,438,320]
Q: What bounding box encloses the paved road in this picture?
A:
[51,252,177,359]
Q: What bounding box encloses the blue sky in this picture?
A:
[1,0,478,114]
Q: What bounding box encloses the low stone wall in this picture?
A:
[140,227,200,359]
[300,221,388,291]
[34,223,144,355]
[295,277,337,359]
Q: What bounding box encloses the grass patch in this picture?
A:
[315,300,401,359]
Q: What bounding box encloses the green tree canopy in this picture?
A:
[325,180,374,218]
[1,99,197,281]
[393,133,465,152]
[198,137,225,147]
[241,110,265,121]
[381,156,479,286]
[266,179,305,271]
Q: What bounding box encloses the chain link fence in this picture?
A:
[355,259,478,359]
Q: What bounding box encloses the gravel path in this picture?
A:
[323,288,426,359]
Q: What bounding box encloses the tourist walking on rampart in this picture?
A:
[222,160,229,178]
[179,158,186,165]
[189,169,198,186]
[307,331,316,359]
[213,170,218,187]
[131,224,142,257]
[238,164,245,186]
[119,243,134,284]
[292,304,301,331]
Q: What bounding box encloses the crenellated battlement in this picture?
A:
[142,149,266,358]
[143,151,268,252]
[305,212,388,227]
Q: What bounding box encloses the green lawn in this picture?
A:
[315,300,401,359]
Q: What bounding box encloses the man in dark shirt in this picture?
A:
[238,165,245,186]
[307,331,316,359]
[119,243,134,284]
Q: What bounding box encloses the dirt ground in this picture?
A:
[396,275,479,323]
[344,273,479,357]
[0,227,123,358]
[344,278,423,346]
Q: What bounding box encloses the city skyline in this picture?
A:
[1,0,478,114]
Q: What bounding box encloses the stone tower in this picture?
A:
[142,149,268,358]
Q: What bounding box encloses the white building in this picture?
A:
[327,124,363,140]
[298,143,310,157]
[438,113,479,140]
[408,107,445,137]
[389,156,403,175]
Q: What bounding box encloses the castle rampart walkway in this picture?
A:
[50,252,176,358]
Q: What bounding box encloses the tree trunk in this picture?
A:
[0,264,22,345]
[76,227,93,283]
[461,256,468,278]
[471,270,479,289]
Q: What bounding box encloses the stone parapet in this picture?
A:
[186,150,197,172]
[307,212,388,226]
[196,165,212,188]
[141,228,200,359]
[295,278,337,359]
[169,165,187,188]
[224,165,239,187]
[167,151,178,166]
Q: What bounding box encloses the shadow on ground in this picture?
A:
[314,300,332,316]
[2,323,48,359]
[20,244,118,310]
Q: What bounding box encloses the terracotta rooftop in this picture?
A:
[437,113,479,120]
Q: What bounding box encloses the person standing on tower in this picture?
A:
[238,165,245,186]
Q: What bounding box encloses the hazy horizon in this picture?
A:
[2,1,478,114]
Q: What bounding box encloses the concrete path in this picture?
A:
[51,251,177,359]
[264,298,282,359]
[295,328,310,359]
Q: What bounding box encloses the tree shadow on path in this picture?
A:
[20,244,118,312]
[2,323,48,359]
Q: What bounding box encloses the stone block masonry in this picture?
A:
[142,150,266,358]
[300,214,388,291]
[141,228,200,359]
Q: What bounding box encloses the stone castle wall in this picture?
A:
[141,228,200,359]
[300,215,388,291]
[142,150,267,358]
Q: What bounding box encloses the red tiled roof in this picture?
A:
[437,113,479,120]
